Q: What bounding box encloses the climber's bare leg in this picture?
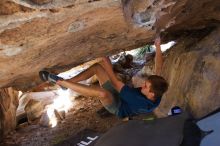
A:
[57,80,114,106]
[66,64,109,86]
[56,64,114,106]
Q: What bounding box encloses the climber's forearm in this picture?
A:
[154,37,163,75]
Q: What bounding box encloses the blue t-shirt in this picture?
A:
[117,85,161,118]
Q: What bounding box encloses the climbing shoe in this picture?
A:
[39,70,63,83]
[39,70,49,82]
[39,70,67,90]
[48,73,64,83]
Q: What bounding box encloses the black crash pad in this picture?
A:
[95,113,188,146]
[55,129,102,146]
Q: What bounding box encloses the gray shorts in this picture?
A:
[102,81,121,115]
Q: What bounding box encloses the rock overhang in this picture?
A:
[0,0,219,90]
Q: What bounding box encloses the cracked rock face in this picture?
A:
[0,0,220,90]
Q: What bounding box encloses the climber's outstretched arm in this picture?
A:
[154,37,163,75]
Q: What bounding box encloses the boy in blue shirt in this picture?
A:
[39,37,168,118]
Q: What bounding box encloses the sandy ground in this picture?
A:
[1,95,122,146]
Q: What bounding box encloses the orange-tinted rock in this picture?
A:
[0,0,218,90]
[24,99,44,122]
[0,87,18,142]
[0,1,32,15]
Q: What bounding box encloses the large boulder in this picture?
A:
[24,99,44,122]
[0,0,219,90]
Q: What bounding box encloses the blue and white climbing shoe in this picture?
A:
[39,70,63,83]
[48,73,63,83]
[39,70,49,82]
[39,70,67,90]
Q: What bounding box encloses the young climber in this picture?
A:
[39,37,168,118]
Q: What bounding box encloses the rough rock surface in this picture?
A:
[0,0,33,15]
[25,99,44,122]
[0,87,19,142]
[0,0,219,90]
[0,0,151,90]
